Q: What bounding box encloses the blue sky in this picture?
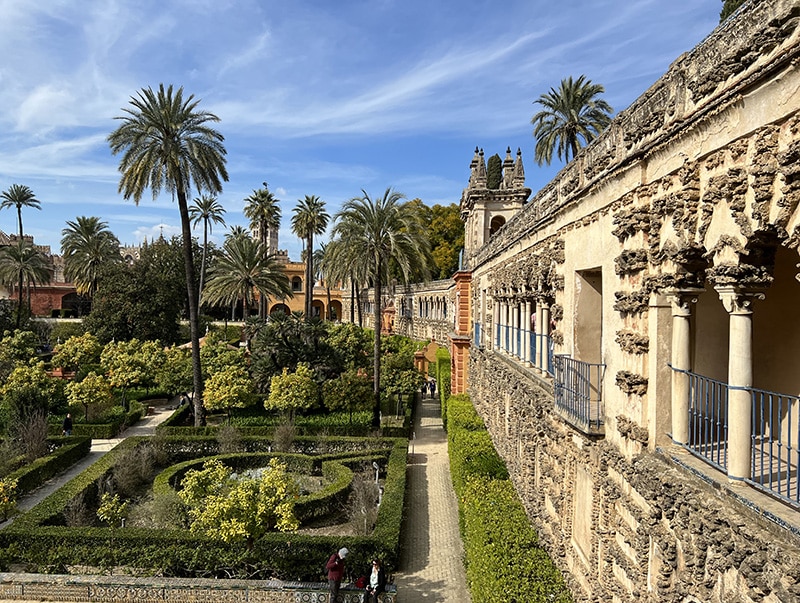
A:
[0,0,720,261]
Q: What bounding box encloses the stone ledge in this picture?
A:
[0,573,397,603]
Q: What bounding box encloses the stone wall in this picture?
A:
[469,351,800,602]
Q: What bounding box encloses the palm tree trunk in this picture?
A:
[350,279,355,323]
[326,285,332,320]
[177,187,204,427]
[259,224,268,319]
[16,270,23,328]
[305,234,314,318]
[199,221,208,310]
[372,263,382,429]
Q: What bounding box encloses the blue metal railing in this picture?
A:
[552,354,605,433]
[686,371,729,472]
[749,387,800,508]
[674,367,800,510]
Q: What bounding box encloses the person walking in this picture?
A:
[326,547,348,601]
[429,379,436,399]
[61,413,73,436]
[364,558,387,603]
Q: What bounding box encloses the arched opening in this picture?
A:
[489,216,506,236]
[270,303,290,316]
[291,276,303,292]
[311,299,325,318]
[329,300,343,321]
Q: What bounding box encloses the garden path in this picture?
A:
[393,393,471,602]
[7,404,175,521]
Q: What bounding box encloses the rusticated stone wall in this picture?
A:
[469,351,800,603]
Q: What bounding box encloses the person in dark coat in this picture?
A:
[326,547,348,601]
[364,558,387,603]
[62,413,73,436]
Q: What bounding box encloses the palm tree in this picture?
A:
[331,188,431,427]
[108,83,228,427]
[291,195,329,319]
[189,195,226,309]
[226,225,250,242]
[0,184,41,242]
[244,185,281,318]
[0,240,51,327]
[530,75,613,165]
[61,216,122,297]
[202,236,291,319]
[325,238,370,326]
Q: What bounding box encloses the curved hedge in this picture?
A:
[0,435,408,581]
[446,394,571,603]
[153,452,353,525]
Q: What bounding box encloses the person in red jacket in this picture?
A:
[326,547,348,601]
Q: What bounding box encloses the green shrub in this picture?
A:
[0,436,407,580]
[446,394,571,603]
[462,477,571,603]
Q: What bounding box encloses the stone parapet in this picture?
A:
[0,574,397,603]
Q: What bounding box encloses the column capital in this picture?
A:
[714,285,765,315]
[665,287,704,317]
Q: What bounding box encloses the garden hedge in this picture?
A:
[446,394,571,603]
[5,436,92,496]
[0,434,408,581]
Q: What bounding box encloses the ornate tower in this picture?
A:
[459,147,530,267]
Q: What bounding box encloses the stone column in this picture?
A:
[523,299,532,364]
[535,298,544,371]
[667,289,702,446]
[717,286,764,481]
[493,297,500,351]
[541,302,551,372]
[503,299,510,354]
[512,300,520,358]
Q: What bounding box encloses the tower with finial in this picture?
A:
[459,147,530,267]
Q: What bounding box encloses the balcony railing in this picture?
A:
[750,387,800,508]
[686,371,729,472]
[553,355,605,435]
[675,367,800,510]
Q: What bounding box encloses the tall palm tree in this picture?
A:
[0,240,50,327]
[108,83,228,427]
[189,195,226,309]
[292,195,329,319]
[331,188,431,428]
[244,186,281,318]
[202,235,291,319]
[0,184,41,242]
[61,216,122,297]
[530,75,613,165]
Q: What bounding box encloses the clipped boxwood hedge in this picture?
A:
[5,437,92,496]
[446,394,571,603]
[0,434,408,581]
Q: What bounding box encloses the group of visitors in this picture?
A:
[326,547,387,602]
[422,378,436,399]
